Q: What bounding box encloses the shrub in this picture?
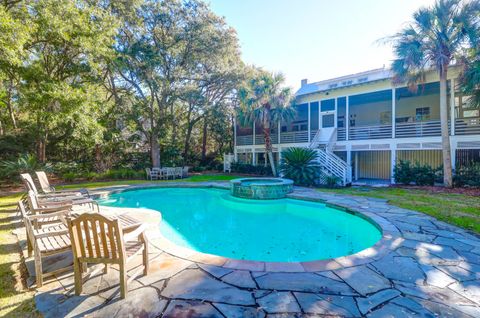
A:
[323,173,341,188]
[0,154,52,179]
[62,172,77,182]
[454,163,480,187]
[279,147,319,186]
[230,163,273,176]
[394,160,437,186]
[394,160,414,184]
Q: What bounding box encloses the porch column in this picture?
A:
[354,151,358,181]
[451,144,456,172]
[392,87,396,138]
[346,96,350,141]
[450,78,455,136]
[334,98,338,128]
[346,149,352,167]
[390,147,396,184]
[252,150,256,165]
[308,102,311,143]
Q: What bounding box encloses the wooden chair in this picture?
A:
[67,213,149,299]
[35,171,89,197]
[23,209,72,287]
[19,198,72,258]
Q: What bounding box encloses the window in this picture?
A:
[281,126,287,132]
[322,114,335,128]
[415,107,430,121]
[321,99,335,112]
[291,121,308,131]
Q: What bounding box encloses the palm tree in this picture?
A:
[238,70,295,176]
[389,0,480,187]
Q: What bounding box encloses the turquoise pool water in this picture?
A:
[99,187,382,262]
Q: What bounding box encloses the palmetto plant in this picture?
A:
[0,153,52,179]
[279,147,319,186]
[238,70,295,176]
[389,0,480,187]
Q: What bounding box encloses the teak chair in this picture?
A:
[19,199,72,258]
[22,206,73,287]
[68,213,149,299]
[35,171,90,197]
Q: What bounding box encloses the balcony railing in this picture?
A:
[254,134,278,145]
[455,117,480,135]
[280,131,309,143]
[236,135,253,146]
[337,128,346,141]
[349,125,392,140]
[395,120,442,138]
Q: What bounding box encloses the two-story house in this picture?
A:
[233,67,480,185]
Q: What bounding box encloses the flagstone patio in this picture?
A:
[15,182,480,317]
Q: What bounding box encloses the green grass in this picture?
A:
[57,174,243,190]
[320,187,480,233]
[0,193,40,317]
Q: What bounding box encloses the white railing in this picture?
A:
[280,131,309,143]
[309,128,351,186]
[349,124,392,140]
[255,134,279,145]
[395,120,441,138]
[455,117,480,135]
[237,135,253,145]
[316,148,352,186]
[337,127,346,141]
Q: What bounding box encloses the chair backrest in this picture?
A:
[68,213,125,265]
[175,167,182,176]
[27,190,40,210]
[18,199,29,219]
[35,171,51,193]
[20,173,38,194]
[145,168,151,176]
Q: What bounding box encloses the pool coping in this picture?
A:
[93,182,403,273]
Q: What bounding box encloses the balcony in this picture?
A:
[395,120,441,138]
[349,125,392,140]
[455,117,480,135]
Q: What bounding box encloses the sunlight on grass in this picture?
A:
[320,187,480,233]
[0,193,40,317]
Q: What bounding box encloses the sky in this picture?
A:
[208,0,436,90]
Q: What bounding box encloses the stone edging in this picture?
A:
[91,182,403,273]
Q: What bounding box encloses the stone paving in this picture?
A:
[15,182,480,317]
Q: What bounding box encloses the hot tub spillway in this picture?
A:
[230,178,294,199]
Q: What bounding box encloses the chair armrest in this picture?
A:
[39,199,74,207]
[28,210,71,221]
[34,205,73,214]
[123,224,148,242]
[33,228,70,239]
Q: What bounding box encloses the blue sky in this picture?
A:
[208,0,435,89]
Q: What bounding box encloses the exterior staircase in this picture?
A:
[309,128,352,186]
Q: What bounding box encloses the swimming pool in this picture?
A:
[98,187,382,262]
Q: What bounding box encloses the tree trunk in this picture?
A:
[94,144,104,172]
[37,137,46,163]
[0,119,4,136]
[201,119,207,163]
[183,124,193,163]
[6,79,17,129]
[150,133,161,168]
[439,69,453,187]
[263,109,277,176]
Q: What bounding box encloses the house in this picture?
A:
[233,67,480,185]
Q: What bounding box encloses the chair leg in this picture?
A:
[27,237,33,258]
[119,262,127,299]
[34,251,43,288]
[104,264,109,274]
[73,258,83,296]
[141,233,149,275]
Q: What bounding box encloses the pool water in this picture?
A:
[98,188,382,262]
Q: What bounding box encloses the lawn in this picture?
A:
[320,186,480,234]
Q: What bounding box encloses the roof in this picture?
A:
[295,68,392,97]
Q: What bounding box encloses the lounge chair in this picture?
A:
[23,207,73,287]
[68,213,149,299]
[35,171,89,197]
